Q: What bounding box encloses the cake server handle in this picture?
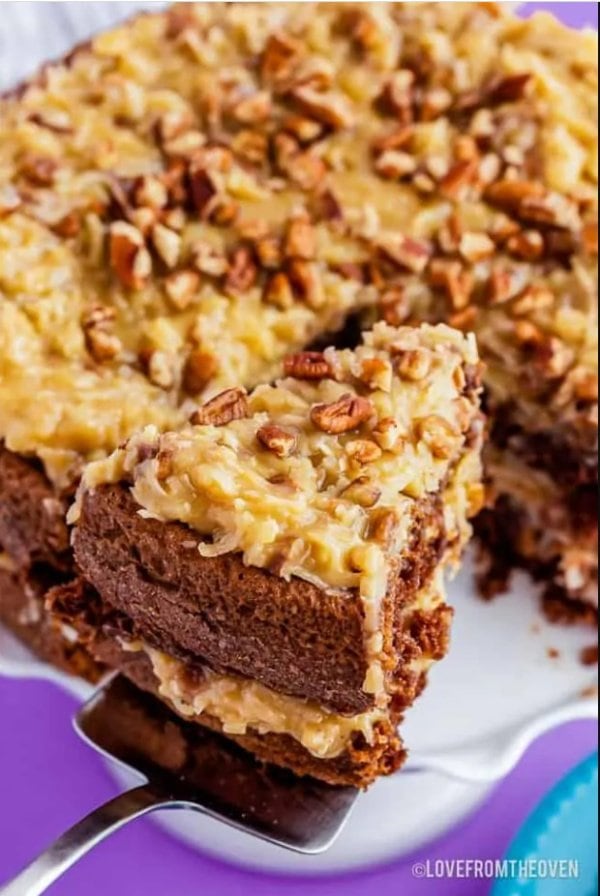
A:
[0,782,179,896]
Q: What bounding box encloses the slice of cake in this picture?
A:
[50,322,484,786]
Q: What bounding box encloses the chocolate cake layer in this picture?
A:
[72,483,446,716]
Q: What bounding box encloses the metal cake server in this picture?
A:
[0,674,359,896]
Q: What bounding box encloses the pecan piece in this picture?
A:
[289,86,355,130]
[257,424,298,458]
[416,415,460,459]
[378,234,431,273]
[152,223,181,268]
[225,246,258,292]
[506,229,544,261]
[263,271,294,309]
[109,221,152,290]
[182,349,217,393]
[341,477,381,508]
[164,269,200,309]
[429,259,473,310]
[190,243,229,277]
[260,32,301,83]
[82,304,121,362]
[378,70,415,123]
[345,439,382,464]
[310,393,374,434]
[283,351,331,380]
[374,150,417,180]
[188,165,218,218]
[458,231,495,262]
[287,259,325,308]
[371,125,414,154]
[284,214,316,260]
[582,221,598,256]
[20,154,57,186]
[394,348,432,382]
[438,159,478,199]
[484,179,545,210]
[230,90,272,124]
[190,387,248,426]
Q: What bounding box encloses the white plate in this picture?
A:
[1,549,596,873]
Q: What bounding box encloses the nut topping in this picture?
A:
[190,387,248,426]
[182,349,218,393]
[416,415,460,459]
[283,351,331,380]
[263,271,294,309]
[225,246,258,292]
[164,269,200,309]
[345,438,382,464]
[394,348,432,382]
[284,214,316,260]
[289,86,355,130]
[257,424,298,457]
[310,394,374,434]
[109,221,152,290]
[82,304,121,362]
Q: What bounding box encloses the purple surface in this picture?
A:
[0,2,598,894]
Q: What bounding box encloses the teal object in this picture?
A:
[493,752,598,896]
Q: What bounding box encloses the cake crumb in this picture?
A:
[580,644,598,666]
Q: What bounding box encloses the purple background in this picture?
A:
[0,3,597,894]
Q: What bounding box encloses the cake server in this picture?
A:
[0,674,359,896]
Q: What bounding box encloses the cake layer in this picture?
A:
[49,572,448,787]
[0,557,100,680]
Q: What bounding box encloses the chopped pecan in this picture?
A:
[514,319,544,347]
[156,109,194,143]
[520,193,580,231]
[420,87,452,122]
[255,235,282,270]
[263,271,294,309]
[190,387,248,426]
[152,223,181,268]
[484,178,545,210]
[260,32,301,83]
[109,221,152,290]
[345,439,382,464]
[188,165,218,218]
[416,415,460,459]
[134,175,168,210]
[283,351,331,380]
[458,231,495,262]
[310,393,374,434]
[230,90,272,124]
[378,70,415,123]
[379,287,410,327]
[284,214,316,260]
[164,269,200,309]
[232,129,269,165]
[82,304,121,362]
[209,199,239,227]
[394,348,432,382]
[378,234,431,273]
[374,149,417,180]
[372,417,404,453]
[439,159,478,199]
[372,125,414,154]
[368,509,399,547]
[289,85,355,130]
[486,267,523,304]
[510,284,554,316]
[282,114,323,143]
[287,258,325,307]
[182,349,217,393]
[20,154,57,186]
[448,306,477,331]
[429,258,473,309]
[341,476,382,508]
[190,242,228,277]
[487,72,532,104]
[286,151,327,191]
[51,211,81,238]
[506,229,544,261]
[358,357,392,392]
[534,337,574,379]
[141,348,176,389]
[225,246,258,292]
[257,424,298,458]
